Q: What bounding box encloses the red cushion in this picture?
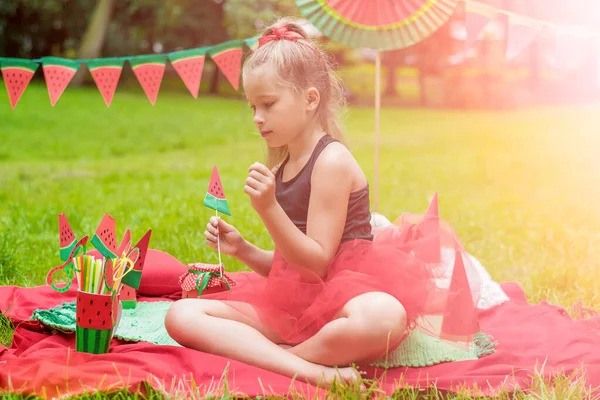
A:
[86,249,188,297]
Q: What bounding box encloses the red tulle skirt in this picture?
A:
[204,212,482,346]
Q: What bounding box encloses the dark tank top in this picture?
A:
[275,134,373,243]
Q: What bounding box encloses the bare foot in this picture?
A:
[312,366,364,390]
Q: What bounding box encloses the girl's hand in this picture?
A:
[204,216,246,257]
[244,162,279,214]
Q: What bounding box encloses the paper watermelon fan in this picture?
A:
[203,166,231,216]
[294,0,459,211]
[295,0,459,51]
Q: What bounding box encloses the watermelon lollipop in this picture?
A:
[203,165,231,216]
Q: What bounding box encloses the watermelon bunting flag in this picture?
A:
[0,58,39,109]
[129,54,167,105]
[204,165,231,216]
[243,36,260,52]
[168,47,208,99]
[208,40,243,91]
[41,56,80,107]
[87,58,124,107]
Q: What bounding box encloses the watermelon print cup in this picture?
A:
[75,290,121,354]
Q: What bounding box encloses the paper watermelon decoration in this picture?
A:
[87,58,124,107]
[41,56,80,106]
[120,230,152,289]
[129,55,166,105]
[117,228,131,256]
[208,40,243,91]
[1,58,39,109]
[203,165,231,216]
[168,48,208,99]
[47,236,89,293]
[90,214,118,260]
[58,213,81,265]
[118,285,137,309]
[440,248,480,342]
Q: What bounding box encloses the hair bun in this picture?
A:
[263,17,309,40]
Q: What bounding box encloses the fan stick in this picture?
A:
[374,50,381,212]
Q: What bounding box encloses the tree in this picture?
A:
[223,0,299,39]
[71,0,115,86]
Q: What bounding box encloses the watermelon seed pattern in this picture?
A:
[102,228,115,248]
[141,70,158,92]
[212,183,223,197]
[61,227,74,241]
[7,74,24,97]
[183,64,201,80]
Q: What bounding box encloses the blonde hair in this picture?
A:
[242,17,348,168]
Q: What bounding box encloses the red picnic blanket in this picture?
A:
[1,272,600,398]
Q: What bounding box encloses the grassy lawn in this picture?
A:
[1,83,600,398]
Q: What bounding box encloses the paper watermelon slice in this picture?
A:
[117,228,131,257]
[120,229,152,289]
[41,57,80,107]
[129,55,166,105]
[90,214,118,259]
[208,40,243,91]
[118,285,137,309]
[58,213,77,262]
[87,58,124,107]
[440,249,480,341]
[1,58,39,109]
[203,165,231,216]
[168,48,207,99]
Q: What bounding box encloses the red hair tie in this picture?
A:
[258,26,304,48]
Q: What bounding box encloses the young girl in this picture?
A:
[165,17,481,387]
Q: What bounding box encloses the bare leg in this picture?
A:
[164,299,361,387]
[288,292,407,366]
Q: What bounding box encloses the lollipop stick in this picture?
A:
[216,209,223,276]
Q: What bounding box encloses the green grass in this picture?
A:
[1,83,600,399]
